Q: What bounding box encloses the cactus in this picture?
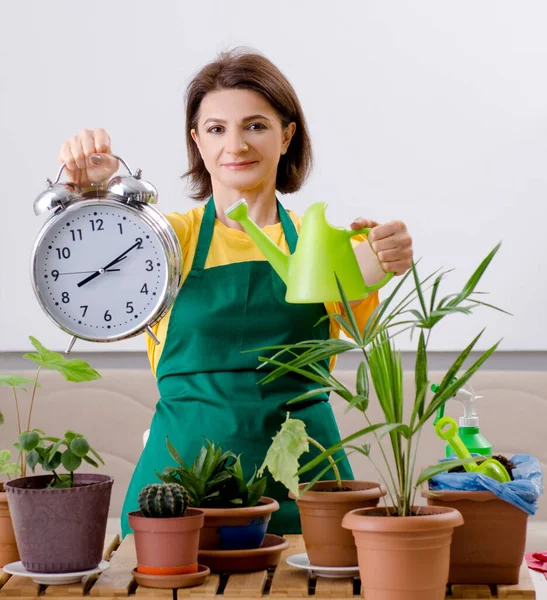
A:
[138,483,189,518]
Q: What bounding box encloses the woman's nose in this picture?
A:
[225,130,249,155]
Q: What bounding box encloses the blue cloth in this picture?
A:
[428,454,543,515]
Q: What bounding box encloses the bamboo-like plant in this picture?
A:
[256,244,509,516]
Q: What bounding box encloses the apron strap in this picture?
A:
[188,197,298,278]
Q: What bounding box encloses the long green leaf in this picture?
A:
[334,274,362,344]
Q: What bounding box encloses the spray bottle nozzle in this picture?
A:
[432,377,483,428]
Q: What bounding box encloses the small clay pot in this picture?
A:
[343,505,464,600]
[422,487,528,584]
[199,497,279,550]
[129,508,204,575]
[290,481,385,567]
[0,491,19,566]
[5,474,113,573]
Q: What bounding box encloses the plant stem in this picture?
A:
[12,389,21,435]
[364,451,398,508]
[307,437,342,489]
[12,389,24,476]
[26,367,41,431]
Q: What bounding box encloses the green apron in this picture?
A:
[121,198,353,537]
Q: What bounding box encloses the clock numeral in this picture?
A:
[104,310,112,322]
[70,229,83,241]
[56,247,71,259]
[118,223,124,235]
[140,283,149,295]
[145,260,154,272]
[126,301,134,314]
[90,218,104,231]
[80,305,88,317]
[51,270,59,281]
[136,237,143,249]
[61,292,70,304]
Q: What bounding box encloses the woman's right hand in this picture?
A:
[58,128,119,189]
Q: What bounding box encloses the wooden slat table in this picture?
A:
[0,534,536,599]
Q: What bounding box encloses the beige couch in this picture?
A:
[0,366,545,550]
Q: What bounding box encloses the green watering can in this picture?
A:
[225,199,394,303]
[435,416,511,483]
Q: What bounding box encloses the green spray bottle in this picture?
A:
[432,379,492,457]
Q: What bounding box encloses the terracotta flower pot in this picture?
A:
[0,491,19,566]
[5,474,113,573]
[290,480,385,567]
[342,505,464,600]
[199,496,279,550]
[422,488,528,584]
[129,508,204,575]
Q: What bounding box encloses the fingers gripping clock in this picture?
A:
[31,155,182,352]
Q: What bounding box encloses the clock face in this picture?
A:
[32,200,172,341]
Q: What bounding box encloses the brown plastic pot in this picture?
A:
[199,496,279,550]
[129,508,204,575]
[290,480,385,567]
[343,505,464,600]
[5,474,113,573]
[0,491,19,566]
[422,488,528,584]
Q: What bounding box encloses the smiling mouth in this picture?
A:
[222,161,258,168]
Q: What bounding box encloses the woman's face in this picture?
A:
[191,88,295,195]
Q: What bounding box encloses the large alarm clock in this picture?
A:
[31,154,182,353]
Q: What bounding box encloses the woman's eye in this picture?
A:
[208,126,224,134]
[248,122,267,131]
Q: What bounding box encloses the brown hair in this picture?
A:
[183,48,312,201]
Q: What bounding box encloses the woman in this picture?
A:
[59,49,413,536]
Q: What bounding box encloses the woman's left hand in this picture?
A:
[351,218,413,276]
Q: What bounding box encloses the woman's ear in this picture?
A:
[281,122,296,155]
[191,129,201,153]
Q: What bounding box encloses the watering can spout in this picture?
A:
[225,199,290,283]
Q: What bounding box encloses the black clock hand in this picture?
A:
[77,241,140,287]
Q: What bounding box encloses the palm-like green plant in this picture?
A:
[256,244,509,516]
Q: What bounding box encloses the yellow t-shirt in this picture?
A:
[147,205,379,375]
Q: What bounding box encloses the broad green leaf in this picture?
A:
[258,415,309,497]
[0,450,11,463]
[23,337,101,382]
[0,375,38,391]
[27,449,40,471]
[88,446,105,465]
[0,463,20,475]
[47,439,65,462]
[20,431,39,452]
[70,437,90,458]
[61,449,82,472]
[42,451,62,472]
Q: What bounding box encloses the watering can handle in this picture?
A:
[435,416,476,469]
[349,227,394,292]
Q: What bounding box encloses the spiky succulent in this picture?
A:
[138,483,189,518]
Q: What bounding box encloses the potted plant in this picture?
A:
[254,244,505,600]
[422,451,540,584]
[259,414,385,567]
[157,438,279,550]
[0,337,101,566]
[5,429,112,573]
[128,482,207,584]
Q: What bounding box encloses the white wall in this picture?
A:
[1,0,546,353]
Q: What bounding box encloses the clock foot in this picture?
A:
[145,326,160,345]
[65,336,77,354]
